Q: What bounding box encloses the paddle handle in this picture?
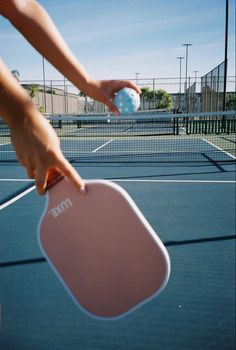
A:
[46,170,64,190]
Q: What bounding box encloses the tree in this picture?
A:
[226,93,236,110]
[140,87,152,98]
[154,89,173,109]
[22,84,41,111]
[140,87,173,110]
[28,84,39,99]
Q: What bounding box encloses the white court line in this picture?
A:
[91,121,136,153]
[0,178,235,184]
[0,143,11,146]
[112,179,236,183]
[92,139,113,153]
[202,138,236,160]
[0,179,33,182]
[0,185,36,210]
[0,178,234,210]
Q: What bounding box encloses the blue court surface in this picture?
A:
[0,161,235,350]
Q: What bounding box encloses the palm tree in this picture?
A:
[141,87,173,110]
[26,84,41,110]
[140,87,152,109]
[11,70,20,81]
[154,89,173,110]
[27,84,39,99]
[140,87,152,98]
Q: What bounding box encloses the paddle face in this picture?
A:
[38,179,170,319]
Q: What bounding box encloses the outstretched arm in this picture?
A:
[0,0,140,194]
[0,0,140,113]
[0,58,84,195]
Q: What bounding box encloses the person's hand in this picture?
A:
[10,112,84,195]
[83,79,141,115]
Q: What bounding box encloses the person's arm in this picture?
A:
[0,0,141,114]
[0,58,84,195]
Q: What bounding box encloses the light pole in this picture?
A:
[223,0,228,111]
[177,57,184,110]
[182,43,192,89]
[193,70,198,84]
[182,43,192,112]
[135,72,140,85]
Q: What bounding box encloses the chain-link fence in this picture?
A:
[19,74,235,115]
[201,61,225,112]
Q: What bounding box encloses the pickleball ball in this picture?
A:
[114,88,140,114]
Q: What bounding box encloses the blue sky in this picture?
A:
[0,0,235,89]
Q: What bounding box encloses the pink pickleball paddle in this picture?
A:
[38,175,170,319]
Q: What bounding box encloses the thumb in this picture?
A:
[34,166,48,195]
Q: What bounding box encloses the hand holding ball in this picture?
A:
[114,88,140,114]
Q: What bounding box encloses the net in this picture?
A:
[0,111,235,164]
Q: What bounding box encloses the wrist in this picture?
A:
[6,104,43,131]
